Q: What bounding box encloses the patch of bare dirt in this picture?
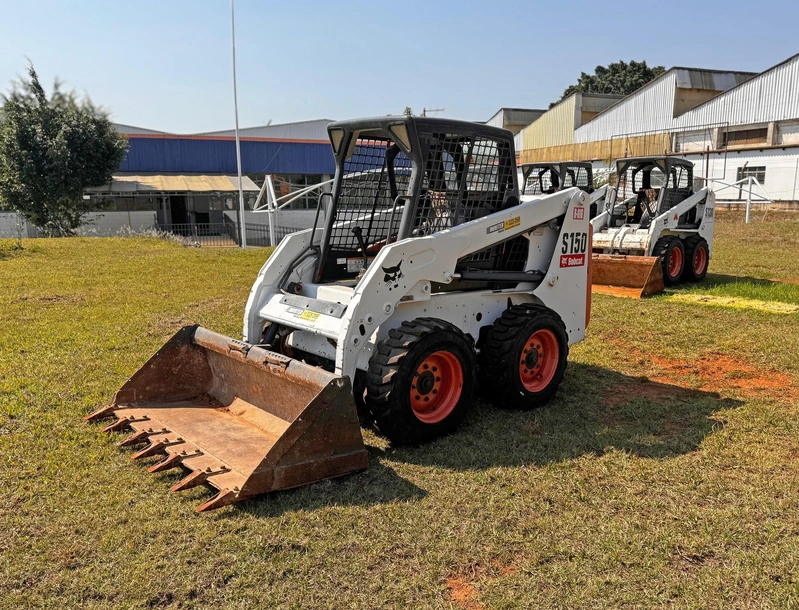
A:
[446,577,482,610]
[607,338,798,402]
[445,560,518,609]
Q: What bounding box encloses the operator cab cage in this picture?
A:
[521,162,594,197]
[317,116,525,281]
[609,156,696,229]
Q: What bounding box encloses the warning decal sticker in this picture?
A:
[487,215,521,235]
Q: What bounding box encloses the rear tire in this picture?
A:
[654,236,685,286]
[479,304,569,410]
[366,318,476,445]
[682,236,709,282]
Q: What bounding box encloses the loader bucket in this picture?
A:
[86,325,368,512]
[591,254,665,298]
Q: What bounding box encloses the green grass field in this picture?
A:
[2,212,799,609]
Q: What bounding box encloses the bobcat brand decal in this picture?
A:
[382,259,404,290]
[559,231,588,268]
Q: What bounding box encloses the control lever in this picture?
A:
[351,226,369,271]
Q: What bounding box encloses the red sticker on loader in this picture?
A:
[573,207,585,220]
[560,254,586,267]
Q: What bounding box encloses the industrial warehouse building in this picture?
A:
[3,52,798,240]
[517,52,799,205]
[0,118,336,239]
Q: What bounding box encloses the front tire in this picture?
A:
[654,236,685,286]
[480,304,569,409]
[366,318,477,445]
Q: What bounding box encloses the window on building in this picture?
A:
[736,166,766,184]
[723,128,768,147]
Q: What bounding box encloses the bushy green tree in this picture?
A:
[0,65,127,236]
[551,60,666,108]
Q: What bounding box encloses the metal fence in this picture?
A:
[157,222,298,248]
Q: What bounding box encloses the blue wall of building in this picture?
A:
[119,137,336,175]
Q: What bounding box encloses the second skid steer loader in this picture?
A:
[87,117,592,511]
[520,161,607,219]
[591,156,715,297]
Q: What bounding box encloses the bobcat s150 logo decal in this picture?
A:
[559,231,588,267]
[382,259,403,290]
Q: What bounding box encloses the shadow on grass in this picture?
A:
[233,456,427,518]
[381,362,742,471]
[228,362,740,516]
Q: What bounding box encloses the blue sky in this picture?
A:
[1,1,797,133]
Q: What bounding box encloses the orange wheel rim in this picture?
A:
[668,247,683,278]
[519,329,559,392]
[693,245,707,275]
[410,351,463,424]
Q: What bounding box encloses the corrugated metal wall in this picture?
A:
[519,133,672,165]
[119,137,336,175]
[522,95,577,150]
[574,72,677,142]
[676,54,799,129]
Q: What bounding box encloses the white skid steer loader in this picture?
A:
[87,117,592,511]
[520,161,607,219]
[591,156,715,297]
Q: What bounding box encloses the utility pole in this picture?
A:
[421,107,445,117]
[231,0,247,248]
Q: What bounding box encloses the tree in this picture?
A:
[403,106,414,116]
[0,65,127,236]
[550,60,666,108]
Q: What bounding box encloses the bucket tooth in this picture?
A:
[148,451,194,473]
[131,439,179,460]
[170,465,229,492]
[196,489,239,513]
[118,430,152,448]
[102,417,132,433]
[85,405,116,422]
[170,469,210,492]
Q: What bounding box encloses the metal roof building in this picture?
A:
[194,118,333,141]
[116,119,336,175]
[675,53,799,130]
[485,108,547,134]
[521,92,622,152]
[573,68,755,143]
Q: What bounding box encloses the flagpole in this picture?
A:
[231,0,247,248]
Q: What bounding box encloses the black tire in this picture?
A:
[682,235,709,282]
[479,304,569,410]
[366,318,477,445]
[653,236,685,286]
[352,370,373,427]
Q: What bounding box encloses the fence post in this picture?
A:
[745,176,752,224]
[266,178,277,247]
